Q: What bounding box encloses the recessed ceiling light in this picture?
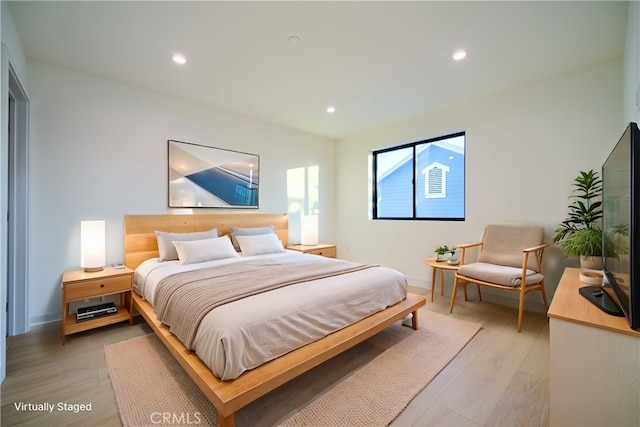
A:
[172,53,187,65]
[288,35,301,44]
[452,49,467,61]
[326,105,336,114]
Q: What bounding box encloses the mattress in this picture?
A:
[134,251,407,380]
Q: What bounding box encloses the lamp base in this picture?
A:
[84,266,104,273]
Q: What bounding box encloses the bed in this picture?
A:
[124,213,426,427]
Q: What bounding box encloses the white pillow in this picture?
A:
[230,225,275,251]
[155,227,218,261]
[172,236,239,265]
[236,233,285,256]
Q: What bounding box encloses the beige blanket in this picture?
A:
[154,257,374,349]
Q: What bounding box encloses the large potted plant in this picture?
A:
[553,170,604,269]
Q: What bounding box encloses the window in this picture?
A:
[371,132,465,220]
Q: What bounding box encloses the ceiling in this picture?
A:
[7,1,628,140]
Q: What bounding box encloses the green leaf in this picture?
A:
[554,169,604,256]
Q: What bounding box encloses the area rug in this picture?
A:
[105,309,481,427]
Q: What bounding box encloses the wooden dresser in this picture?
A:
[547,267,640,426]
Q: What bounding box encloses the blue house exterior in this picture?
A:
[376,140,464,219]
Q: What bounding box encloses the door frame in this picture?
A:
[1,43,30,382]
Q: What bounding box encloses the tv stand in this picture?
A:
[578,285,625,316]
[548,268,640,426]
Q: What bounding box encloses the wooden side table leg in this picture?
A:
[450,276,459,313]
[127,291,134,326]
[440,269,445,296]
[61,299,66,345]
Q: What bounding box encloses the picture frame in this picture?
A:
[168,140,259,208]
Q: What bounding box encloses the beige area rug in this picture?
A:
[105,310,481,427]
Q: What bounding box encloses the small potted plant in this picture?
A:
[435,245,456,262]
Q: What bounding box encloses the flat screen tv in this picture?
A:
[602,121,640,330]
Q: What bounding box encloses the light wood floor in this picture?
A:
[1,290,549,426]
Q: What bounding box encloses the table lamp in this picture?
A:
[81,220,105,272]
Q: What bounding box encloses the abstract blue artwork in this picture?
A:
[168,140,259,208]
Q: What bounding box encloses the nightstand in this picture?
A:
[61,266,134,344]
[287,244,337,258]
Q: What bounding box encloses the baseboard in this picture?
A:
[29,313,60,327]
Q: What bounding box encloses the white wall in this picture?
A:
[27,60,336,324]
[1,1,27,84]
[335,60,623,311]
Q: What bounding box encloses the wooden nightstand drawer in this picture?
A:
[305,246,336,258]
[287,244,337,258]
[65,275,132,301]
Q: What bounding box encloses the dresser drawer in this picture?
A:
[65,275,131,301]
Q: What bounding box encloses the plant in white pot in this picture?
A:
[553,170,604,269]
[434,245,456,262]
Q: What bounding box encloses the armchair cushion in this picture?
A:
[477,225,544,271]
[458,262,544,287]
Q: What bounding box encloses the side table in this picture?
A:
[287,244,336,258]
[61,266,134,345]
[424,257,461,302]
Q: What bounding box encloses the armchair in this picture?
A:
[450,225,549,332]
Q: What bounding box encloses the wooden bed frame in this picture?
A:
[124,213,426,427]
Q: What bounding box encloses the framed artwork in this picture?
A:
[168,140,259,208]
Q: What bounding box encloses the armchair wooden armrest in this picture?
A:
[521,243,549,273]
[455,241,483,265]
[522,243,549,253]
[456,242,483,250]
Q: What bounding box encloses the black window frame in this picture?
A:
[371,131,465,221]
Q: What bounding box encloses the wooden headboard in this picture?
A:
[124,213,288,270]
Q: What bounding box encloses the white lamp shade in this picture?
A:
[81,220,105,271]
[301,215,319,246]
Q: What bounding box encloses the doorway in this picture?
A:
[7,63,29,336]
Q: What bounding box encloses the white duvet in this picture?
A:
[134,251,407,380]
